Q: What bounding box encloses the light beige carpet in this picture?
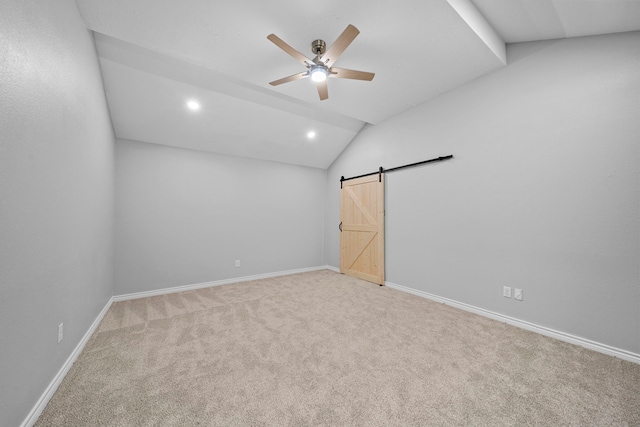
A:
[36,270,640,426]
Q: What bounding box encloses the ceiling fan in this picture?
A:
[267,24,375,101]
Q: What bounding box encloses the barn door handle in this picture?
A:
[339,222,342,232]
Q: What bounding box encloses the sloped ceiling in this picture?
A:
[472,0,640,43]
[74,0,640,168]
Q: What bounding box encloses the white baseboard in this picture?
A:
[385,280,640,365]
[113,266,329,301]
[324,265,340,273]
[21,297,114,427]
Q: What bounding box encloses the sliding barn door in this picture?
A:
[340,174,385,285]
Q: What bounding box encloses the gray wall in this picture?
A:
[0,1,115,425]
[115,139,326,295]
[325,32,640,354]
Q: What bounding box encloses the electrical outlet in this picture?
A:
[57,323,63,344]
[235,260,240,268]
[514,288,523,301]
[503,286,512,298]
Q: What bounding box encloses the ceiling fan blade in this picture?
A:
[320,24,360,68]
[317,80,328,101]
[269,71,309,86]
[267,34,312,66]
[330,67,375,81]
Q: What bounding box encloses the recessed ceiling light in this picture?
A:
[187,100,200,111]
[307,131,316,139]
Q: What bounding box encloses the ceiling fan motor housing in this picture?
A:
[311,39,326,56]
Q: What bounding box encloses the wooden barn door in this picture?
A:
[340,173,385,285]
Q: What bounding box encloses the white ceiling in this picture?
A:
[472,0,640,43]
[74,0,640,169]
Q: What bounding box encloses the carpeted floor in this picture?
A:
[36,270,640,426]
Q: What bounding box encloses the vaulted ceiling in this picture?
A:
[74,0,640,169]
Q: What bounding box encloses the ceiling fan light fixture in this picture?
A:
[310,66,328,83]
